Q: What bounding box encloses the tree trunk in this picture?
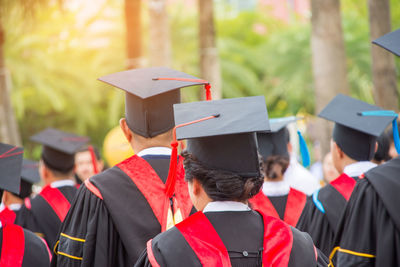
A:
[311,0,349,157]
[368,0,398,111]
[198,0,222,100]
[0,22,21,146]
[125,0,144,69]
[148,0,171,66]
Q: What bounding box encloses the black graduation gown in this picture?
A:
[0,224,51,266]
[15,184,77,249]
[51,154,195,267]
[331,157,400,266]
[296,174,357,256]
[135,210,329,267]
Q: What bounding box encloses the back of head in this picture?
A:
[182,151,264,202]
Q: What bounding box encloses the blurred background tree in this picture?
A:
[2,0,400,163]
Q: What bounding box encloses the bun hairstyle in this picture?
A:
[181,151,264,202]
[263,155,290,180]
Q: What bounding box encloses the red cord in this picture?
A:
[0,147,23,159]
[88,146,99,175]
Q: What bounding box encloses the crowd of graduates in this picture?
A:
[1,28,400,267]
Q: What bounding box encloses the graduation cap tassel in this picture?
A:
[205,84,212,101]
[297,130,310,168]
[359,110,400,154]
[165,114,220,198]
[392,118,400,154]
[88,145,99,175]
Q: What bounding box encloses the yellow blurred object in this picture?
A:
[103,126,134,166]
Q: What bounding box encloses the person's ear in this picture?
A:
[192,178,202,197]
[39,160,50,184]
[287,142,293,154]
[120,118,133,143]
[374,141,378,154]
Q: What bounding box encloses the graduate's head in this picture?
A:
[183,151,264,210]
[119,118,174,153]
[75,146,105,182]
[31,128,89,183]
[171,96,270,211]
[319,94,396,173]
[98,67,210,153]
[0,143,24,204]
[263,155,289,182]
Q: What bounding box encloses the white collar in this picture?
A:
[203,201,251,213]
[50,179,75,188]
[343,161,377,177]
[9,203,22,211]
[262,180,290,197]
[0,203,4,212]
[137,147,172,157]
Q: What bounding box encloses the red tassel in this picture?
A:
[88,146,99,175]
[165,141,179,198]
[205,84,212,101]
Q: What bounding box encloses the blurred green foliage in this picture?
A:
[4,0,400,160]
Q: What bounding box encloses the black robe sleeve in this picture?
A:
[51,184,131,267]
[331,178,400,266]
[296,185,347,256]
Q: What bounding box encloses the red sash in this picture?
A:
[39,185,71,221]
[284,188,307,227]
[117,155,193,231]
[0,207,16,225]
[249,188,307,227]
[148,210,294,267]
[0,224,25,267]
[330,173,356,201]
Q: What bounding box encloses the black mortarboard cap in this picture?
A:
[174,96,270,177]
[98,67,209,138]
[319,94,395,161]
[372,28,400,57]
[0,143,23,194]
[257,116,300,160]
[30,128,89,173]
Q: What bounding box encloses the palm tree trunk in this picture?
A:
[0,22,21,145]
[148,0,171,66]
[368,0,398,111]
[311,0,349,157]
[198,0,222,100]
[125,0,144,69]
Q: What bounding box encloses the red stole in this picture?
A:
[39,185,71,222]
[249,188,307,226]
[330,173,356,201]
[147,210,294,267]
[117,155,193,232]
[0,224,25,267]
[0,207,16,225]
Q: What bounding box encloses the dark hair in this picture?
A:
[374,131,391,162]
[263,155,290,180]
[181,151,264,202]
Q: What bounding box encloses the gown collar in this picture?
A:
[137,147,172,157]
[203,201,251,213]
[50,179,75,188]
[343,161,377,178]
[262,180,290,197]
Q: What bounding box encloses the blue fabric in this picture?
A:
[297,130,310,168]
[359,110,400,154]
[312,189,325,214]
